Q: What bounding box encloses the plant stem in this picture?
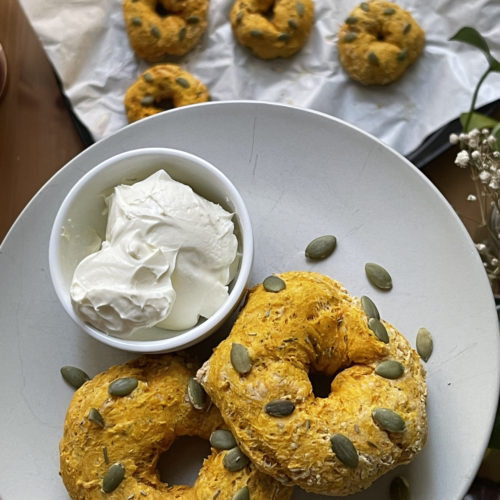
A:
[464,67,492,131]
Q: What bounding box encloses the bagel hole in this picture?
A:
[158,436,211,486]
[155,97,174,111]
[155,2,173,17]
[261,3,275,21]
[309,371,334,398]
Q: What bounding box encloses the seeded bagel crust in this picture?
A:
[338,0,425,85]
[197,271,428,496]
[60,354,292,500]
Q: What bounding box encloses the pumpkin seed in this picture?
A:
[288,19,298,29]
[305,235,337,260]
[140,95,155,106]
[365,262,393,290]
[390,476,410,500]
[210,429,237,450]
[375,360,404,379]
[416,327,433,362]
[231,343,252,375]
[265,399,295,417]
[296,1,305,16]
[330,434,359,468]
[403,23,412,34]
[250,29,263,38]
[214,491,221,499]
[343,32,358,43]
[88,408,105,427]
[102,462,125,493]
[345,16,358,24]
[223,447,250,472]
[263,275,286,292]
[103,446,109,464]
[232,486,250,500]
[143,72,154,83]
[187,15,200,24]
[360,295,380,319]
[368,52,380,65]
[372,408,406,433]
[277,32,291,42]
[397,48,408,61]
[131,16,142,26]
[178,26,186,40]
[360,2,370,11]
[176,77,190,88]
[383,7,396,15]
[108,377,138,397]
[236,11,244,23]
[151,26,161,38]
[188,377,207,410]
[368,317,389,343]
[61,366,90,389]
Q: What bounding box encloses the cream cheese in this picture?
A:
[70,170,239,335]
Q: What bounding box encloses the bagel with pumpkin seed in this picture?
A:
[197,271,428,496]
[338,0,424,85]
[230,0,314,59]
[60,354,292,500]
[124,64,210,123]
[123,0,209,61]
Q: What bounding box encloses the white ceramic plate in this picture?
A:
[1,102,499,500]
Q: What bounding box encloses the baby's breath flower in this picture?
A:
[449,133,459,145]
[470,128,480,138]
[455,150,470,167]
[494,151,500,159]
[467,194,477,201]
[489,178,500,190]
[471,150,481,161]
[479,170,491,183]
[488,135,497,146]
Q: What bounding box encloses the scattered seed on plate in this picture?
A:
[390,475,410,500]
[60,366,90,389]
[416,327,433,362]
[305,235,337,260]
[365,262,393,290]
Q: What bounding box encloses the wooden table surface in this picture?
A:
[0,0,498,497]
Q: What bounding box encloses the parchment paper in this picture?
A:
[18,0,500,155]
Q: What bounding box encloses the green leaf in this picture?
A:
[488,399,500,450]
[450,27,500,72]
[460,111,499,132]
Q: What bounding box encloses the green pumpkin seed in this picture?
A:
[345,16,358,24]
[305,235,337,260]
[88,408,105,428]
[296,1,305,16]
[288,19,298,29]
[231,343,252,375]
[263,275,286,292]
[343,32,358,43]
[360,2,370,11]
[403,23,412,34]
[102,462,125,493]
[178,26,186,40]
[250,29,263,38]
[372,408,406,433]
[223,447,250,472]
[232,486,250,500]
[60,366,90,389]
[360,295,379,319]
[140,95,155,106]
[277,32,291,42]
[131,16,142,26]
[330,434,359,468]
[397,48,408,61]
[151,25,161,38]
[188,377,207,410]
[375,360,404,379]
[368,52,380,65]
[368,317,389,343]
[390,476,410,500]
[416,327,433,362]
[143,72,154,83]
[265,399,295,417]
[365,262,393,290]
[103,446,109,464]
[176,77,190,88]
[383,7,396,15]
[187,15,200,24]
[108,377,138,397]
[210,429,237,450]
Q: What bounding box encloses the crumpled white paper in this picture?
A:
[19,0,500,155]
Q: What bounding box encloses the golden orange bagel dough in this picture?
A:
[197,271,428,496]
[123,0,209,61]
[60,355,292,500]
[230,0,314,59]
[124,64,210,123]
[338,0,424,85]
